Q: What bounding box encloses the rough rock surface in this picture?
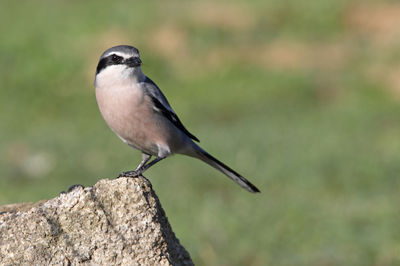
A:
[0,176,193,265]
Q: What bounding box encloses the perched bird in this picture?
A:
[94,45,260,193]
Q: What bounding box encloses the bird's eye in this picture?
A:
[111,54,122,62]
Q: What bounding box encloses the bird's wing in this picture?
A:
[142,76,200,142]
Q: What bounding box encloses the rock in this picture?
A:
[0,176,193,265]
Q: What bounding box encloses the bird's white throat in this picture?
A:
[95,65,145,89]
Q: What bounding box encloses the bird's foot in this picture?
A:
[118,170,142,178]
[68,184,84,192]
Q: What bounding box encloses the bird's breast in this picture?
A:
[96,85,142,124]
[95,84,167,155]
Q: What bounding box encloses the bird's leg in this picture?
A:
[135,153,152,171]
[118,153,151,178]
[134,156,166,175]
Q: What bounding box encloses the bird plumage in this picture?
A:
[94,45,260,193]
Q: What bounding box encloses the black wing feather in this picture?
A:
[143,77,199,142]
[150,95,200,142]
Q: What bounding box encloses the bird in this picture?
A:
[94,45,260,193]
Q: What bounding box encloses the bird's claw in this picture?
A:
[118,170,141,178]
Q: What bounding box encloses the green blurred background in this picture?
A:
[1,0,399,265]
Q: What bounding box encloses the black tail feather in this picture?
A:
[196,149,260,193]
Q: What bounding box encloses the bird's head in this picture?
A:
[95,45,143,85]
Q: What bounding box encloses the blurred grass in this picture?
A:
[1,0,400,265]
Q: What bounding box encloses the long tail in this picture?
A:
[190,145,260,193]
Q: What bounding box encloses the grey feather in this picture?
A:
[142,76,200,142]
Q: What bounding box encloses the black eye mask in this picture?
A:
[96,54,124,74]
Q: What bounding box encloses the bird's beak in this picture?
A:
[125,57,142,67]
